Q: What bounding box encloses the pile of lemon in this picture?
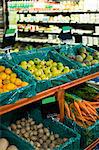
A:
[0,65,28,94]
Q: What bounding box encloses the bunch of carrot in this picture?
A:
[65,100,99,128]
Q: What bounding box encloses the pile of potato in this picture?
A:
[9,117,68,150]
[0,138,18,150]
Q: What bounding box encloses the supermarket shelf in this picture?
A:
[17,21,99,26]
[18,11,99,14]
[16,37,63,44]
[18,30,61,34]
[0,72,99,120]
[72,33,99,37]
[84,138,99,150]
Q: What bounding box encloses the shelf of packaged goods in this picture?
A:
[18,30,61,35]
[17,21,99,26]
[16,37,63,44]
[0,72,99,122]
[17,11,99,14]
[71,33,99,37]
[84,138,99,150]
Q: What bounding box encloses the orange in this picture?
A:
[6,83,15,90]
[0,72,7,80]
[10,73,17,78]
[3,89,9,93]
[5,68,12,74]
[6,75,10,80]
[0,89,3,93]
[3,79,10,85]
[0,66,5,72]
[15,78,22,86]
[0,83,3,88]
[0,79,2,84]
[2,84,7,90]
[21,82,28,87]
[10,77,16,84]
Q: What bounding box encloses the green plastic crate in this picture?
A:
[4,50,81,93]
[1,107,81,150]
[64,116,99,149]
[0,125,33,150]
[0,60,36,106]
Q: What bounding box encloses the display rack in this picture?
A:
[16,10,99,47]
[0,72,99,122]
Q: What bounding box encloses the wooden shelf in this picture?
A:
[0,72,99,122]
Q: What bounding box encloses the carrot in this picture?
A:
[89,102,99,105]
[83,100,96,112]
[65,102,71,119]
[70,107,76,122]
[76,115,86,122]
[85,120,94,126]
[93,95,99,101]
[74,101,83,117]
[78,101,96,121]
[86,106,97,116]
[82,111,87,117]
[76,120,84,127]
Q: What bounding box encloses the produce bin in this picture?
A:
[1,107,81,150]
[56,44,99,67]
[0,125,33,150]
[4,50,81,93]
[0,60,36,106]
[64,116,99,149]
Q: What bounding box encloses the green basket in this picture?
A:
[64,116,99,149]
[0,60,36,106]
[4,50,80,93]
[58,43,99,67]
[1,107,81,150]
[0,125,33,150]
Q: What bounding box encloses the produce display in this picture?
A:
[0,138,18,150]
[63,47,99,66]
[20,58,73,80]
[10,118,68,150]
[0,66,28,94]
[67,83,99,101]
[64,93,99,128]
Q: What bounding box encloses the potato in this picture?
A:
[43,128,49,133]
[23,132,29,138]
[21,118,26,122]
[33,131,38,136]
[46,139,51,145]
[10,124,17,131]
[27,118,33,123]
[29,132,34,137]
[54,134,59,139]
[20,122,25,127]
[50,135,55,141]
[0,138,9,150]
[30,141,34,146]
[33,125,37,130]
[25,126,30,131]
[16,120,21,125]
[39,139,43,145]
[46,131,50,137]
[30,121,35,126]
[17,125,21,129]
[37,123,43,129]
[20,129,26,134]
[7,145,18,150]
[38,133,43,138]
[15,130,20,135]
[42,135,47,141]
[38,129,44,134]
[30,136,37,141]
[42,142,48,149]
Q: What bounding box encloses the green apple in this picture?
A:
[33,58,41,65]
[28,60,34,66]
[21,61,27,66]
[52,62,57,67]
[63,66,70,74]
[20,64,28,70]
[50,66,57,72]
